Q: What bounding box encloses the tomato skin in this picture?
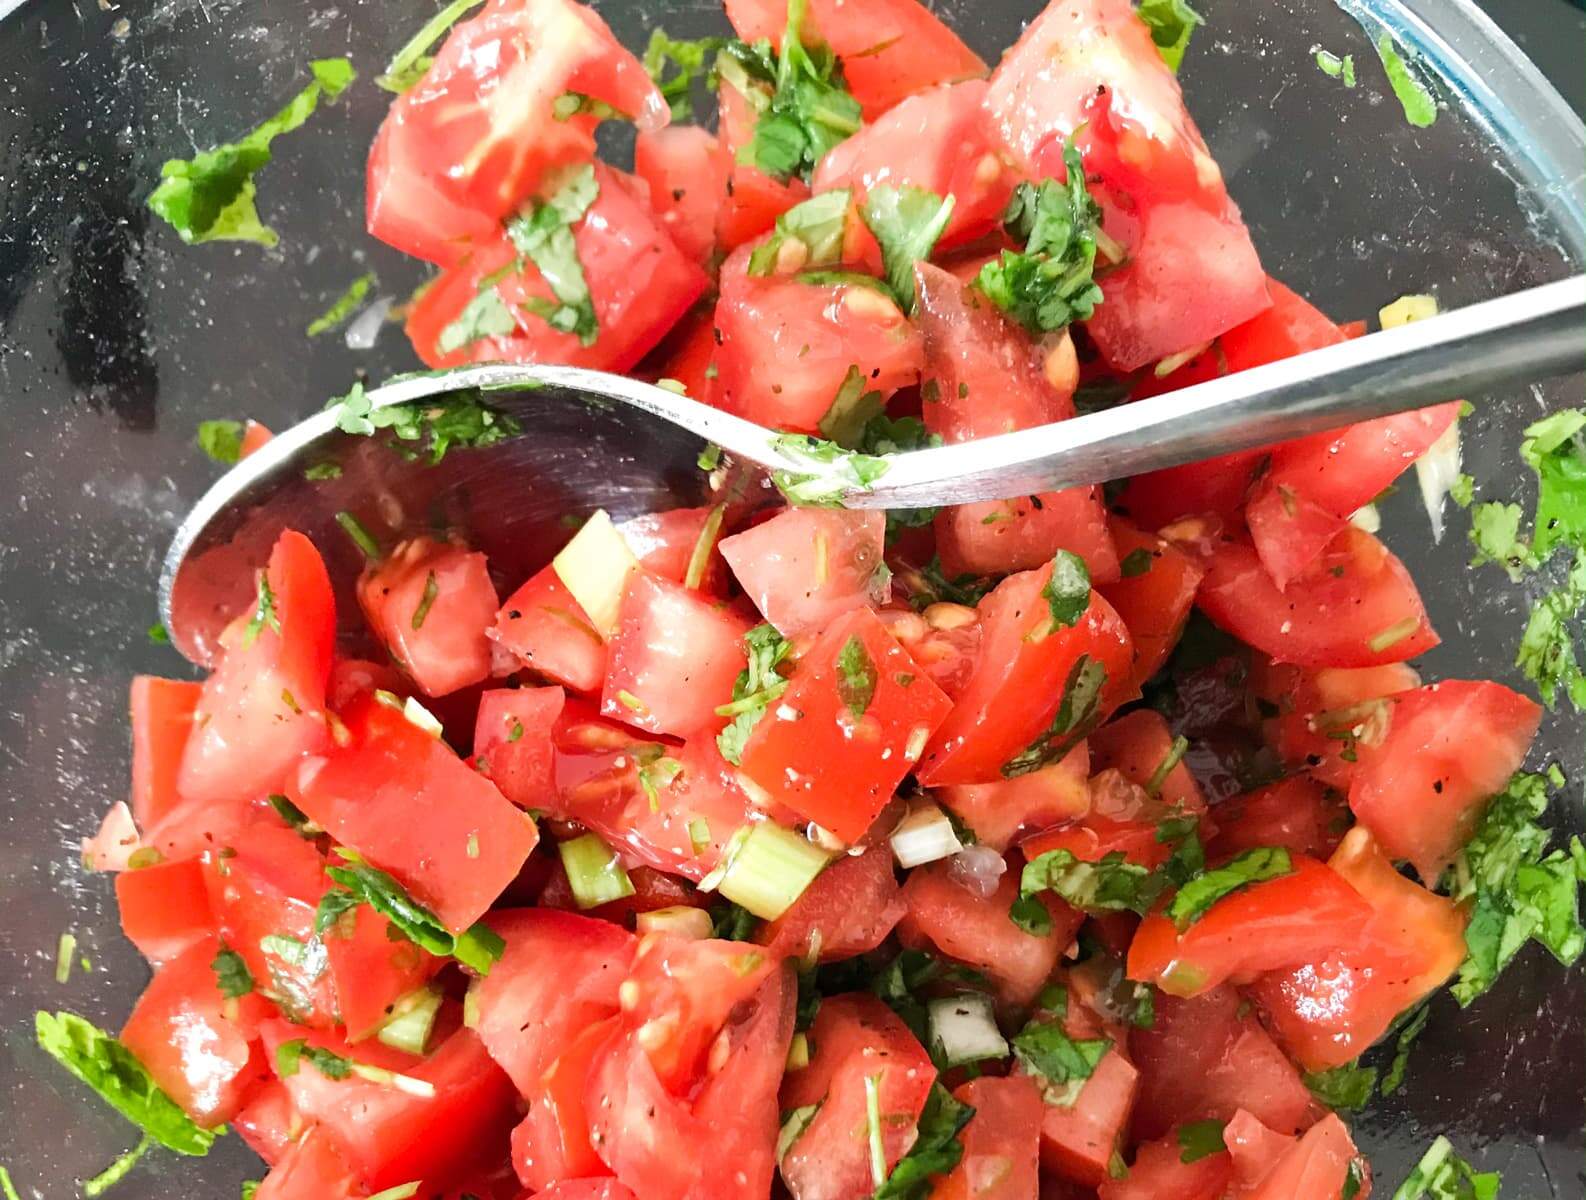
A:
[356,537,498,698]
[129,676,202,829]
[121,935,271,1127]
[289,695,539,934]
[719,509,889,638]
[931,1075,1045,1200]
[739,606,954,843]
[601,570,751,736]
[254,1127,364,1200]
[473,686,565,810]
[1207,776,1347,864]
[1248,828,1467,1071]
[634,125,723,264]
[178,530,335,806]
[899,860,1081,1007]
[780,993,936,1200]
[1232,1112,1371,1200]
[493,565,608,694]
[1096,519,1204,699]
[938,742,1091,852]
[715,78,809,249]
[365,110,500,266]
[918,561,1135,788]
[1346,680,1541,883]
[758,843,905,962]
[115,859,214,967]
[1258,662,1423,789]
[712,246,924,434]
[1128,855,1373,997]
[1196,528,1439,669]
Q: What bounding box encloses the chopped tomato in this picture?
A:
[513,1013,621,1189]
[1128,855,1374,997]
[898,860,1082,1007]
[758,843,905,962]
[177,530,335,805]
[233,1079,300,1167]
[1021,767,1186,872]
[1261,671,1420,791]
[1233,1112,1371,1200]
[473,686,565,810]
[1096,518,1205,699]
[1346,680,1541,882]
[932,1075,1045,1200]
[1249,659,1423,717]
[129,676,202,828]
[938,743,1091,852]
[326,903,445,1043]
[1098,1128,1232,1199]
[538,862,706,927]
[618,506,728,591]
[720,509,888,638]
[739,606,953,843]
[712,245,923,433]
[638,303,720,403]
[534,1183,638,1200]
[1037,1043,1140,1187]
[1196,527,1439,669]
[254,1127,363,1200]
[601,569,751,736]
[288,693,539,933]
[115,859,213,967]
[715,77,809,249]
[634,125,724,264]
[918,560,1134,787]
[493,565,608,694]
[121,935,271,1126]
[1249,828,1467,1071]
[357,536,498,698]
[1207,776,1348,864]
[723,0,986,118]
[1089,708,1206,815]
[876,603,983,700]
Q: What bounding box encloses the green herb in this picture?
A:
[974,141,1104,335]
[1119,547,1154,577]
[147,622,171,646]
[1304,1061,1378,1110]
[1016,850,1156,934]
[871,1082,975,1199]
[0,1166,19,1200]
[1166,846,1293,929]
[55,931,78,985]
[818,365,887,448]
[335,511,383,562]
[35,1011,218,1155]
[551,92,630,122]
[1521,408,1586,560]
[846,948,989,1059]
[323,853,506,975]
[1135,0,1203,71]
[437,285,517,354]
[1468,502,1531,580]
[1343,1158,1369,1200]
[1002,656,1109,777]
[835,635,879,718]
[83,1135,152,1198]
[504,163,601,345]
[770,433,890,506]
[749,189,855,277]
[324,382,521,464]
[197,419,246,464]
[1449,472,1475,507]
[1390,1136,1499,1200]
[1517,547,1586,711]
[377,0,483,91]
[716,624,794,764]
[642,30,727,121]
[313,888,361,937]
[860,185,956,312]
[1380,1002,1429,1096]
[902,555,993,609]
[275,1038,353,1080]
[697,443,723,473]
[1177,1119,1226,1163]
[304,461,342,481]
[1042,550,1091,631]
[307,272,377,337]
[411,571,440,630]
[211,943,255,999]
[1315,49,1358,87]
[240,571,282,650]
[267,793,316,836]
[1011,1013,1111,1105]
[710,900,759,941]
[148,58,356,246]
[1144,736,1190,797]
[1375,33,1438,128]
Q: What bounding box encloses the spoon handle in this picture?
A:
[852,274,1586,509]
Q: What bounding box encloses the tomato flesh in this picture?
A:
[130,676,202,829]
[474,686,566,809]
[938,742,1091,852]
[932,1075,1045,1200]
[1096,518,1204,700]
[719,508,889,638]
[115,859,214,967]
[758,843,905,963]
[357,537,498,698]
[634,125,724,265]
[493,565,608,694]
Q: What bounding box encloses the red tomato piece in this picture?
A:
[254,1127,363,1200]
[129,676,201,829]
[757,843,905,962]
[366,0,665,251]
[289,695,539,933]
[719,508,888,638]
[634,125,724,265]
[932,1075,1045,1200]
[1347,680,1541,882]
[534,1183,638,1200]
[1223,1108,1298,1192]
[233,1079,299,1167]
[1020,767,1183,872]
[938,743,1091,852]
[899,860,1081,1007]
[780,992,936,1200]
[918,560,1134,787]
[512,1013,621,1189]
[326,904,445,1043]
[813,81,1015,247]
[715,77,809,249]
[1127,856,1373,997]
[1250,658,1423,717]
[115,859,213,967]
[1196,528,1439,669]
[1242,481,1351,592]
[877,605,982,701]
[1096,518,1205,699]
[178,530,335,806]
[739,607,953,843]
[357,536,498,698]
[723,0,986,118]
[474,686,566,809]
[1235,1112,1371,1200]
[712,245,923,433]
[1249,828,1467,1071]
[617,506,728,590]
[1089,708,1206,814]
[638,303,719,404]
[1207,776,1348,864]
[493,565,608,694]
[985,0,1267,370]
[121,935,271,1126]
[1037,1046,1140,1187]
[1099,1129,1232,1200]
[600,570,751,736]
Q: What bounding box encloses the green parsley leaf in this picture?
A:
[1002,655,1109,777]
[1390,1136,1499,1200]
[872,1082,975,1199]
[1166,846,1293,930]
[1380,1001,1429,1096]
[35,1011,218,1155]
[307,272,377,337]
[1011,1013,1111,1106]
[211,942,255,999]
[1304,1061,1378,1110]
[854,948,989,1059]
[376,0,482,92]
[1374,33,1438,129]
[1468,501,1531,580]
[1315,49,1358,87]
[834,634,879,719]
[749,189,855,276]
[1177,1119,1227,1163]
[1119,547,1154,577]
[313,887,362,936]
[1135,0,1203,71]
[1042,550,1092,631]
[504,163,601,345]
[860,185,956,312]
[148,58,355,246]
[197,419,246,464]
[1521,408,1586,561]
[643,30,727,121]
[323,855,506,975]
[267,793,318,836]
[1019,849,1156,929]
[770,433,890,506]
[1343,1157,1369,1200]
[323,382,522,465]
[437,285,518,355]
[716,624,793,765]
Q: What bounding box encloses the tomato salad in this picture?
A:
[43,0,1586,1199]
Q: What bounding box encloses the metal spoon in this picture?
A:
[161,273,1586,665]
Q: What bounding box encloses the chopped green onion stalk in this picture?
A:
[864,1071,888,1188]
[633,906,714,940]
[56,931,78,985]
[711,822,831,920]
[927,993,1009,1067]
[377,985,444,1056]
[888,803,965,869]
[558,833,636,910]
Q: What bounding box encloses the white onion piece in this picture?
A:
[344,294,394,350]
[1414,418,1462,542]
[1348,502,1381,533]
[949,844,1007,898]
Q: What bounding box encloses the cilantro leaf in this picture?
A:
[197,419,246,464]
[324,854,506,975]
[1135,0,1203,71]
[873,1082,975,1199]
[643,30,727,121]
[1380,1001,1429,1096]
[1304,1061,1378,1110]
[749,189,855,277]
[1390,1136,1499,1200]
[1018,849,1156,929]
[1374,33,1438,129]
[770,433,890,506]
[323,382,521,465]
[1002,655,1109,777]
[1315,49,1358,87]
[1042,550,1092,631]
[1522,408,1586,560]
[899,554,993,609]
[35,1011,218,1155]
[834,634,879,718]
[211,943,255,999]
[376,0,483,92]
[716,624,793,765]
[504,163,601,345]
[1011,1013,1111,1105]
[1468,501,1531,580]
[148,58,355,246]
[307,272,377,337]
[436,285,518,355]
[709,900,759,941]
[860,185,956,312]
[1166,846,1293,929]
[1177,1119,1226,1163]
[818,366,888,449]
[274,1038,353,1080]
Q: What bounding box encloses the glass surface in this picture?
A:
[0,0,1581,1194]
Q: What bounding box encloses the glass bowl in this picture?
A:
[0,0,1580,1194]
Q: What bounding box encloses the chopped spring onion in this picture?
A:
[558,833,636,910]
[708,822,831,920]
[365,1185,422,1200]
[56,931,78,984]
[889,803,965,869]
[684,504,726,591]
[462,980,482,1030]
[927,993,1009,1067]
[786,1031,811,1071]
[634,906,714,940]
[1416,399,1463,541]
[1368,616,1421,654]
[777,1104,819,1162]
[1154,340,1210,378]
[335,511,383,561]
[1349,502,1381,533]
[376,985,444,1056]
[348,1062,436,1097]
[552,509,640,638]
[402,696,444,738]
[864,1072,887,1187]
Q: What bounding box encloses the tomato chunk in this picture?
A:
[719,509,889,638]
[129,676,202,829]
[634,125,724,265]
[932,1075,1044,1200]
[1096,518,1204,699]
[254,1127,363,1200]
[115,859,213,967]
[758,843,905,962]
[326,903,445,1043]
[358,536,498,698]
[1207,775,1347,864]
[1099,1128,1232,1200]
[618,506,728,591]
[739,606,953,843]
[1088,708,1205,815]
[715,77,809,249]
[233,1079,299,1167]
[1233,1112,1371,1200]
[1037,1044,1140,1187]
[512,1013,621,1189]
[938,743,1091,852]
[474,686,565,809]
[493,565,608,694]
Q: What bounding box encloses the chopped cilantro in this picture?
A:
[147,622,171,646]
[1135,0,1203,71]
[901,555,993,609]
[1011,1012,1111,1106]
[504,163,601,345]
[1521,408,1586,561]
[860,185,956,312]
[835,635,878,718]
[1304,1061,1378,1110]
[872,1082,974,1199]
[1002,656,1109,777]
[324,381,521,464]
[1517,547,1586,711]
[1177,1119,1227,1163]
[1119,547,1154,577]
[377,0,482,91]
[710,900,759,941]
[770,433,890,506]
[1167,846,1292,929]
[148,58,355,246]
[1016,850,1156,933]
[275,1038,353,1080]
[0,1167,20,1200]
[240,570,282,649]
[322,852,506,975]
[211,943,255,999]
[716,624,794,765]
[197,419,246,464]
[1380,1001,1429,1096]
[1390,1136,1499,1200]
[411,570,440,631]
[436,285,518,355]
[1469,501,1531,580]
[642,30,727,121]
[819,366,888,448]
[83,1136,152,1198]
[1042,550,1091,631]
[307,272,377,337]
[749,189,855,276]
[1449,471,1475,507]
[1374,33,1438,128]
